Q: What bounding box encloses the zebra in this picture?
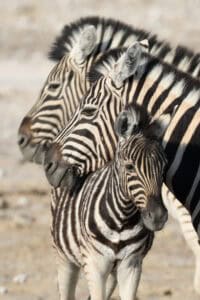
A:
[17,16,200,164]
[43,40,200,252]
[51,104,169,300]
[17,17,200,293]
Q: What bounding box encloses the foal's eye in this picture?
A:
[48,83,60,90]
[126,164,135,172]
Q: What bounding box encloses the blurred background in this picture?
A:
[0,0,200,299]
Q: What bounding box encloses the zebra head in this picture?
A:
[115,105,169,231]
[44,40,151,188]
[18,25,97,164]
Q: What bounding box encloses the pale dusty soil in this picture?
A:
[1,1,200,299]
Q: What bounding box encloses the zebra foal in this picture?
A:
[52,104,169,300]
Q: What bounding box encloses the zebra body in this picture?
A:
[51,105,168,300]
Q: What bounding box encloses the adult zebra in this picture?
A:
[17,17,200,294]
[51,104,169,300]
[44,41,200,239]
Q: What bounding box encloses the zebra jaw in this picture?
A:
[44,158,82,190]
[141,205,168,231]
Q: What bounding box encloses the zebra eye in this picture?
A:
[125,163,135,172]
[48,83,60,90]
[82,107,97,116]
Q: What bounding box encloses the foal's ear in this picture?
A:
[71,25,97,64]
[146,113,171,140]
[110,39,149,88]
[115,108,139,139]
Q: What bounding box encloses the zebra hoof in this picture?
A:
[87,297,91,300]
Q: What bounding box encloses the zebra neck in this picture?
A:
[108,163,139,221]
[121,57,200,118]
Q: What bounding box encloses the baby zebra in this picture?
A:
[52,104,170,300]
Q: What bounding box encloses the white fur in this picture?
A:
[110,41,148,88]
[71,25,97,64]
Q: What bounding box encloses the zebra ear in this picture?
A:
[71,25,97,65]
[115,108,139,139]
[110,39,149,88]
[146,113,171,140]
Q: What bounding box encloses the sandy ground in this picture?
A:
[1,0,200,299]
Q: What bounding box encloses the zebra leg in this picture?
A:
[56,252,80,300]
[117,257,142,300]
[194,256,200,295]
[105,272,117,299]
[162,184,200,295]
[82,252,113,300]
[87,272,116,300]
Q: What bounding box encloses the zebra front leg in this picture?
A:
[105,272,117,299]
[87,272,116,300]
[82,251,113,300]
[194,255,200,295]
[162,185,200,294]
[56,252,80,300]
[117,257,142,300]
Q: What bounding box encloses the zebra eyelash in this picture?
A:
[48,83,60,90]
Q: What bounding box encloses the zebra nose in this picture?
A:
[150,197,168,229]
[18,133,30,148]
[45,143,62,163]
[44,143,63,175]
[18,117,32,148]
[142,196,168,231]
[43,141,51,152]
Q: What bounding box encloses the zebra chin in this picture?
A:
[44,161,83,191]
[141,207,168,231]
[18,142,47,165]
[141,215,167,231]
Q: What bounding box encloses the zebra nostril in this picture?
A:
[66,165,81,176]
[18,134,30,148]
[75,167,81,176]
[67,167,72,174]
[45,161,56,174]
[43,141,51,152]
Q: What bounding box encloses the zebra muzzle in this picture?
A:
[141,196,168,231]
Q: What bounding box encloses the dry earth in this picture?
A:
[1,0,200,299]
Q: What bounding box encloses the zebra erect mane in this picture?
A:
[88,47,200,94]
[87,47,125,83]
[48,16,160,61]
[48,16,200,68]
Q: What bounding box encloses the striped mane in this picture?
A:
[48,16,200,72]
[48,16,160,61]
[88,47,200,96]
